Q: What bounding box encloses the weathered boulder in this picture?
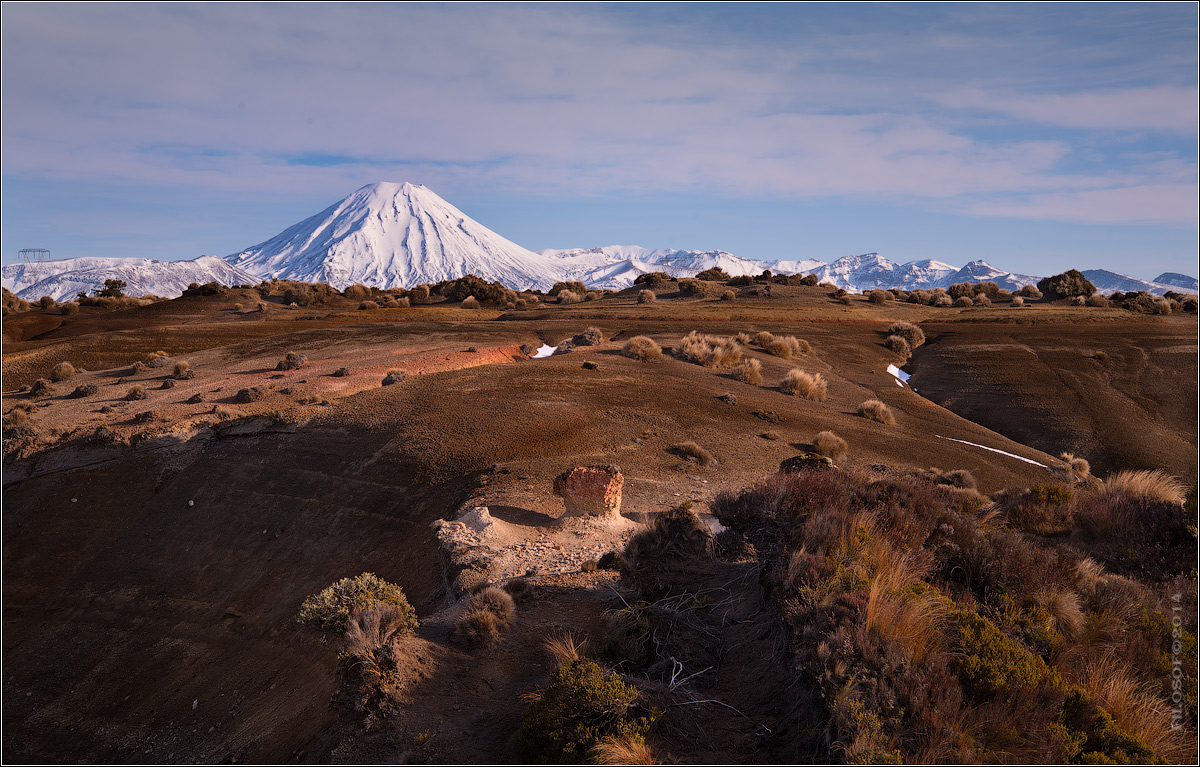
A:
[553,465,624,517]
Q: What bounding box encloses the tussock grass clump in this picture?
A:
[573,326,603,346]
[868,289,889,304]
[857,399,894,425]
[544,631,588,670]
[339,604,415,687]
[813,430,848,461]
[1097,469,1184,506]
[730,358,763,385]
[954,296,973,307]
[884,334,911,357]
[973,294,991,306]
[454,585,516,649]
[358,300,379,310]
[676,330,742,368]
[591,735,657,765]
[621,501,715,602]
[671,441,714,466]
[298,572,418,635]
[276,351,307,371]
[173,361,194,379]
[720,289,736,301]
[765,338,794,358]
[27,378,53,397]
[460,295,480,309]
[50,362,76,382]
[885,321,925,348]
[780,369,827,401]
[125,385,147,401]
[622,336,663,361]
[1060,452,1092,483]
[60,301,80,315]
[558,290,582,305]
[752,331,775,348]
[637,289,656,304]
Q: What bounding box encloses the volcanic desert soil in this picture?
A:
[3,284,1196,763]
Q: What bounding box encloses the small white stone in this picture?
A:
[188,500,195,507]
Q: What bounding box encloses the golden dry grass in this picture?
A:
[813,430,848,461]
[1077,655,1195,763]
[622,336,663,361]
[730,358,763,385]
[780,369,827,400]
[858,399,895,425]
[591,735,658,765]
[1099,469,1185,505]
[542,631,587,669]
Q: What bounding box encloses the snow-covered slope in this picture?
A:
[538,245,825,289]
[227,182,560,290]
[808,253,957,292]
[1082,270,1183,297]
[1151,272,1198,292]
[2,256,259,302]
[939,260,1042,292]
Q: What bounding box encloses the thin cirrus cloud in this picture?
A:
[1,2,1196,230]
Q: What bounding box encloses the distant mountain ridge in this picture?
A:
[2,256,258,302]
[4,183,1193,299]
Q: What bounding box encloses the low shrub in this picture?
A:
[858,399,895,425]
[173,361,193,379]
[973,294,991,306]
[720,289,736,301]
[622,336,663,361]
[813,430,848,461]
[672,441,715,466]
[461,296,480,309]
[1012,296,1025,307]
[1018,284,1043,299]
[636,289,656,304]
[558,290,582,305]
[60,302,79,316]
[954,296,973,308]
[1060,452,1091,483]
[358,300,379,310]
[868,289,889,304]
[519,659,651,763]
[125,386,147,401]
[780,369,827,401]
[695,267,730,282]
[766,338,794,358]
[38,296,56,309]
[731,359,763,385]
[50,362,76,382]
[884,335,911,357]
[753,331,775,348]
[885,321,925,348]
[297,572,418,634]
[454,585,516,649]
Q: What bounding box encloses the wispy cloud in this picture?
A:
[1,2,1196,227]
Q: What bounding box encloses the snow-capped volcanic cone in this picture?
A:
[227,182,560,290]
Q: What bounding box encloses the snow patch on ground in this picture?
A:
[935,435,1048,468]
[532,344,557,358]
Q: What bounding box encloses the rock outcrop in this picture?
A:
[553,465,624,517]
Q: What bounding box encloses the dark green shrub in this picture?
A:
[297,572,418,634]
[1038,270,1097,300]
[519,659,652,763]
[695,267,729,282]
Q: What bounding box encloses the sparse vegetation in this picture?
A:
[622,336,663,361]
[676,330,742,368]
[858,399,894,425]
[1039,269,1097,300]
[49,362,76,382]
[453,585,516,649]
[637,289,656,304]
[813,430,848,461]
[297,572,418,635]
[730,358,763,385]
[885,321,925,348]
[173,361,194,379]
[780,369,827,400]
[125,385,147,401]
[671,441,714,466]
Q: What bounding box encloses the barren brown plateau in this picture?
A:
[3,282,1197,764]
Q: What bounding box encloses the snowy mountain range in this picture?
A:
[4,182,1193,300]
[2,256,258,302]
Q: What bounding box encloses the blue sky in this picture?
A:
[2,2,1197,279]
